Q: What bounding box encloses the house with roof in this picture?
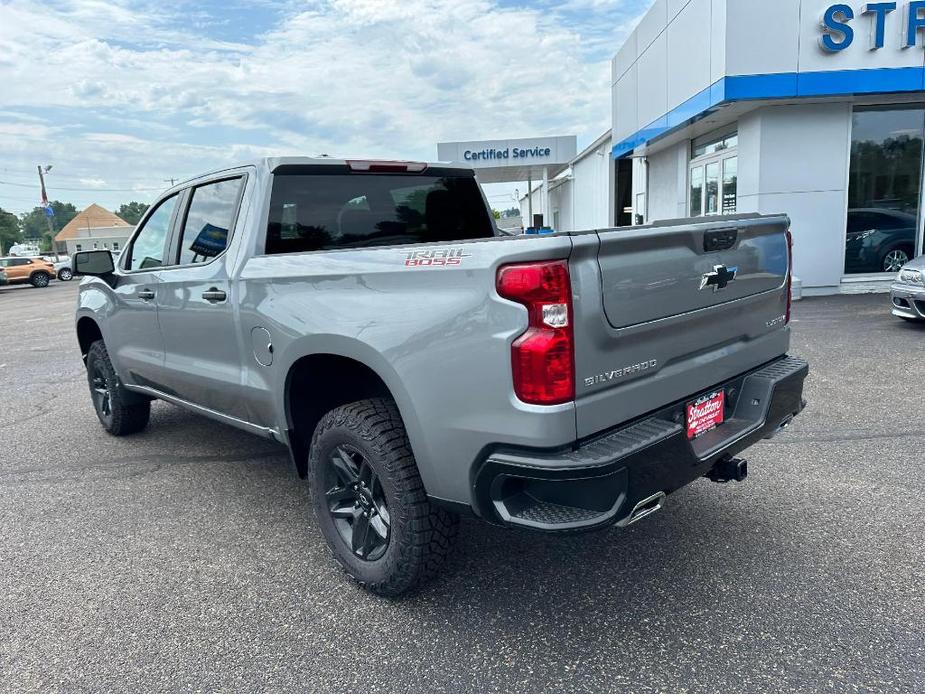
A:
[53,204,133,256]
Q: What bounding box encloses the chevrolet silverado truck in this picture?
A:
[72,157,808,596]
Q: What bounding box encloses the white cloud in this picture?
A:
[0,0,650,213]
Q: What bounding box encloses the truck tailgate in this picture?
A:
[569,215,792,439]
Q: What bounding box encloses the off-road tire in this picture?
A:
[30,272,50,288]
[309,398,459,597]
[86,340,151,436]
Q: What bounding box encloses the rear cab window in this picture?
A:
[265,166,495,254]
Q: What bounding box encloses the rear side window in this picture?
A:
[265,173,495,254]
[177,177,244,265]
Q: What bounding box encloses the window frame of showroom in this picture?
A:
[688,126,738,219]
[845,104,925,278]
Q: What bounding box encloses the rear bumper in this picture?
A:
[472,355,809,532]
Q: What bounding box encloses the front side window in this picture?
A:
[177,178,244,265]
[128,193,179,271]
[265,172,495,254]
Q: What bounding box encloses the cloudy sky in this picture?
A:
[0,0,650,217]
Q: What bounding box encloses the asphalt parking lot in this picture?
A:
[1,280,923,693]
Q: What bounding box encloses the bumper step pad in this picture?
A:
[478,355,809,533]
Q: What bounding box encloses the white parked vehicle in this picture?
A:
[8,242,41,257]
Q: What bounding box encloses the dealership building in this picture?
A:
[511,0,925,295]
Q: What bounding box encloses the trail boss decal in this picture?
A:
[403,248,471,268]
[584,360,658,388]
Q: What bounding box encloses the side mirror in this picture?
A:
[73,250,115,277]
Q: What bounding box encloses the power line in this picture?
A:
[0,167,164,183]
[0,179,161,193]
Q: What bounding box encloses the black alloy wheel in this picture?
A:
[324,444,391,561]
[308,398,459,596]
[89,362,114,427]
[84,340,151,435]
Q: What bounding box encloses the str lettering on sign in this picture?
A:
[820,2,925,52]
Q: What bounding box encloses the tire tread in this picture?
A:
[309,397,459,597]
[87,340,150,436]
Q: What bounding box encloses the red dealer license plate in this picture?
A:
[686,390,725,440]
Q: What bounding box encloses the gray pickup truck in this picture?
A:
[73,157,807,596]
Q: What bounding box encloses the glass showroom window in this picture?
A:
[690,130,737,217]
[846,107,925,275]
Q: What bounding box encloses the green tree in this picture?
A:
[492,209,502,220]
[0,207,22,255]
[19,201,79,240]
[116,201,150,225]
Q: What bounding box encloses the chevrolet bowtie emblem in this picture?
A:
[700,264,738,292]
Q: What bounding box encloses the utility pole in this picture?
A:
[37,165,55,252]
[164,178,177,187]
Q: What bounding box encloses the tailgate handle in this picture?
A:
[704,229,738,252]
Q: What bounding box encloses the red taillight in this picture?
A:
[785,230,793,324]
[497,260,574,405]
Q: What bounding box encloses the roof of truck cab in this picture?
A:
[263,157,472,172]
[166,157,474,193]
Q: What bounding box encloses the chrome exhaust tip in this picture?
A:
[765,413,796,440]
[616,491,666,527]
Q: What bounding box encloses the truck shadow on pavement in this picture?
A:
[142,401,807,624]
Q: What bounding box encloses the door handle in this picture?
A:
[202,288,227,303]
[137,289,155,301]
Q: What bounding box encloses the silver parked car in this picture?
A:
[891,255,925,322]
[52,257,73,281]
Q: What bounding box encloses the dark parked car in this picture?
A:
[845,209,918,274]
